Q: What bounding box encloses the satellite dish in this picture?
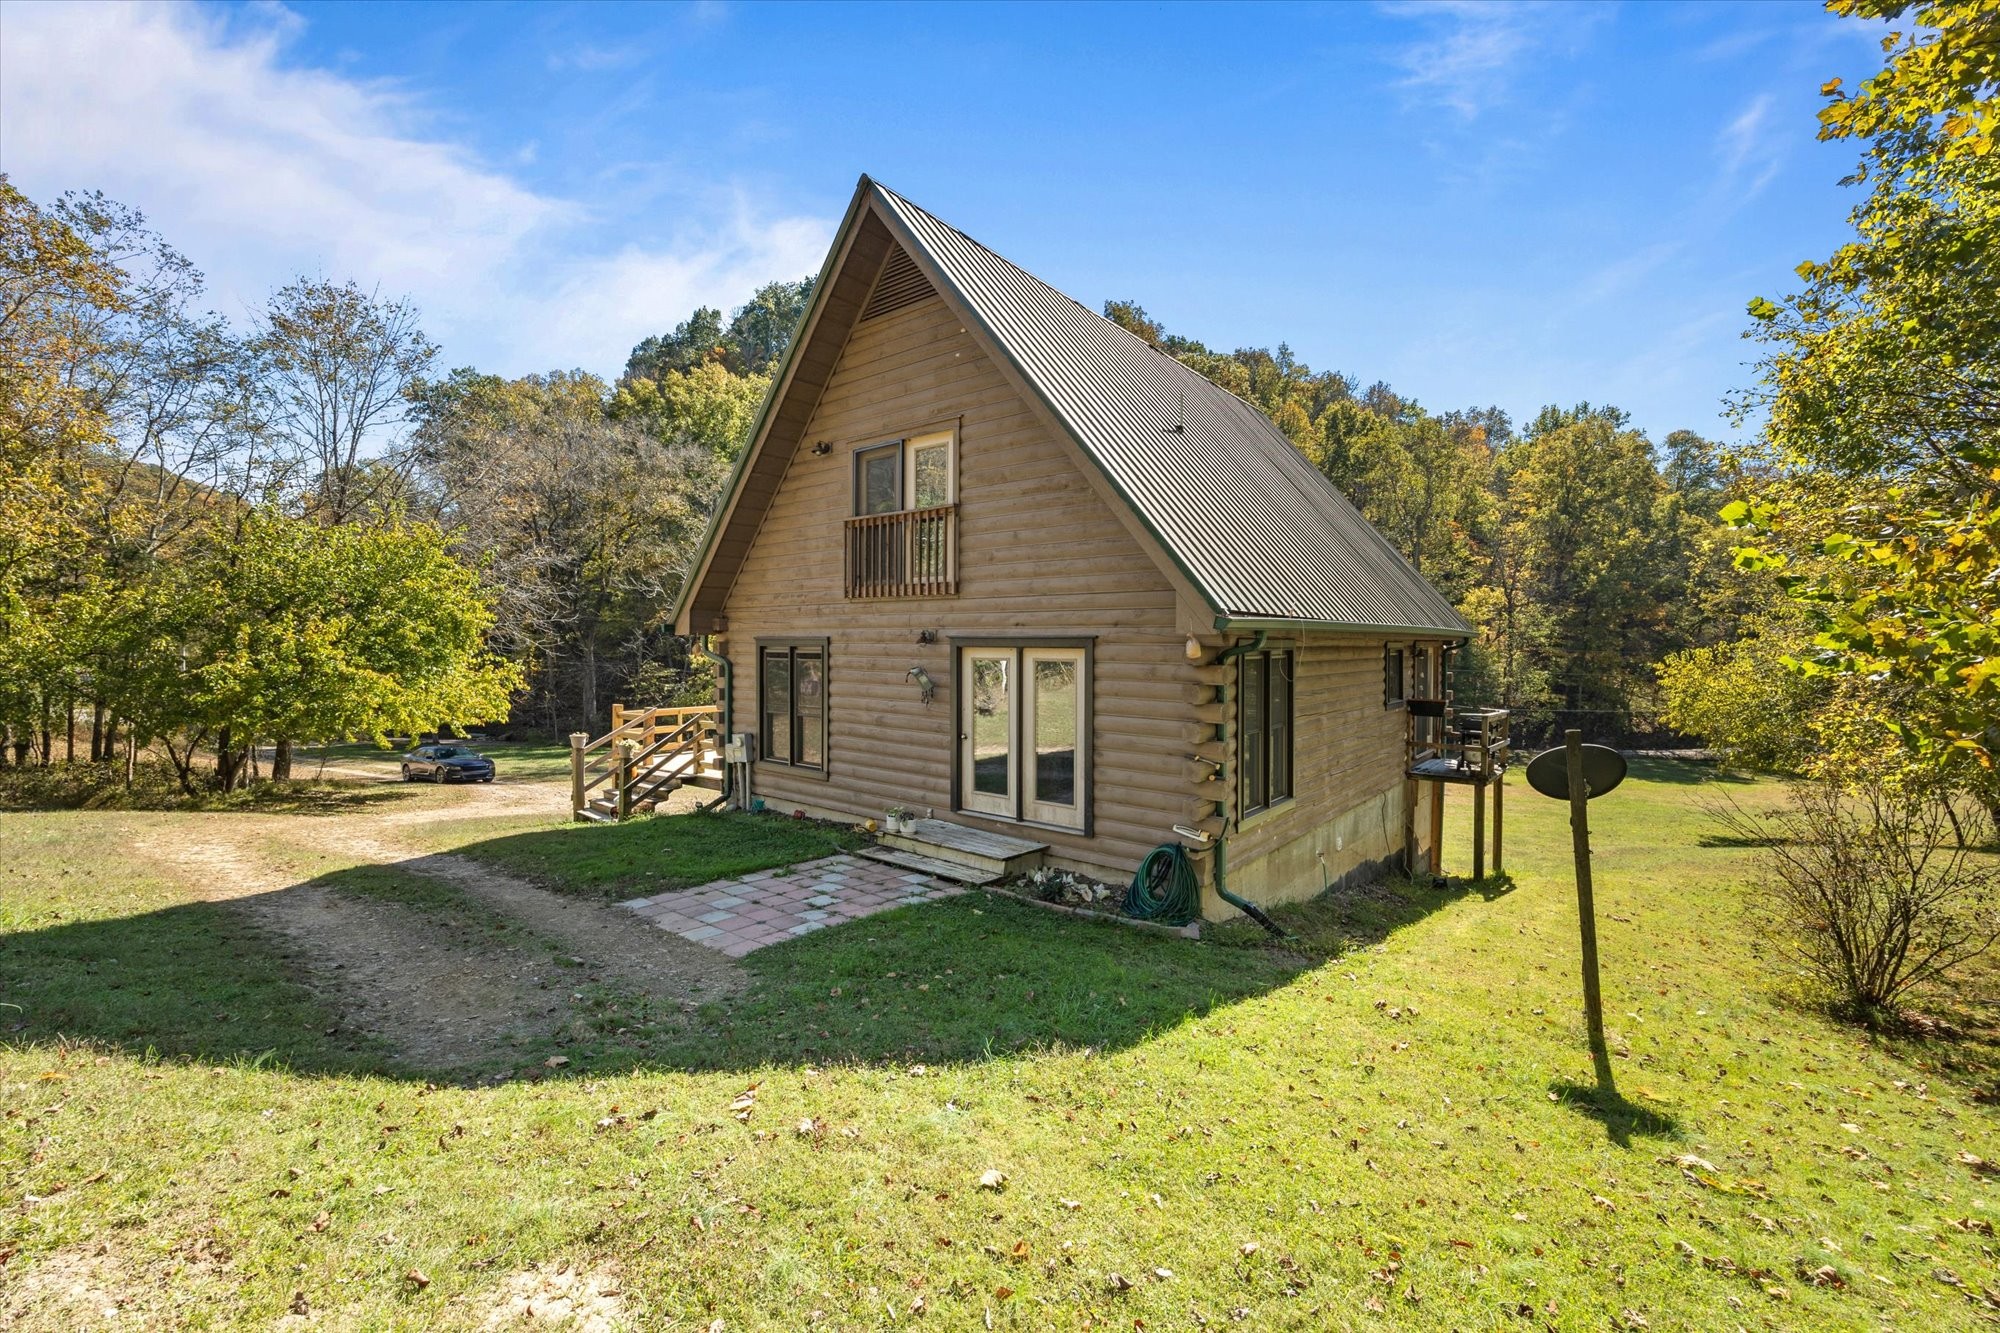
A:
[1526,744,1627,800]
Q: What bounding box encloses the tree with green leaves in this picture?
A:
[119,510,519,792]
[1732,0,1998,768]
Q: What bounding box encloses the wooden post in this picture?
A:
[1565,730,1609,1077]
[615,739,637,821]
[1493,770,1505,874]
[568,731,588,817]
[1428,779,1445,876]
[1472,778,1486,880]
[1404,777,1419,875]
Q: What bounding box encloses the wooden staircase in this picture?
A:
[570,704,724,823]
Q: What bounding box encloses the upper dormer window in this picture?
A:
[855,429,955,515]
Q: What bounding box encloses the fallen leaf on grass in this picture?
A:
[1954,1152,1997,1176]
[1948,1217,1994,1237]
[977,1169,1007,1191]
[1107,1273,1133,1292]
[544,1056,569,1069]
[729,1084,759,1122]
[404,1268,430,1290]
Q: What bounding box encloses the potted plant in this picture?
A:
[886,805,911,835]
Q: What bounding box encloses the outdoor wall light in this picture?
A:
[906,665,936,706]
[810,440,832,456]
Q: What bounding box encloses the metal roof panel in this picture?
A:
[872,183,1470,636]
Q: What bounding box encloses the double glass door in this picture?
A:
[959,646,1085,830]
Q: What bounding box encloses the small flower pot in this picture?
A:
[898,815,918,835]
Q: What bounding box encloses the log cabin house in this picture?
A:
[665,176,1476,920]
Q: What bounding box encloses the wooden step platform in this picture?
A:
[856,846,1002,886]
[879,818,1046,877]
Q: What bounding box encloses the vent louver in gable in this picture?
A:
[859,243,936,321]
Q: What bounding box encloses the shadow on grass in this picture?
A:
[1217,871,1511,959]
[0,860,1319,1086]
[1548,1076,1683,1148]
[1695,832,1795,849]
[1,813,1489,1085]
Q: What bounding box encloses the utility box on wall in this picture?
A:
[725,734,752,765]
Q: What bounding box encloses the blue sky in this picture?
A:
[2,1,1886,442]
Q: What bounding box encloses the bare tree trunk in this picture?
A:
[272,737,293,781]
[64,691,75,764]
[90,701,105,762]
[39,691,51,768]
[126,726,137,789]
[215,725,245,791]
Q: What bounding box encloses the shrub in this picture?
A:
[1716,780,1997,1020]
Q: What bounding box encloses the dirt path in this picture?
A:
[139,775,743,1074]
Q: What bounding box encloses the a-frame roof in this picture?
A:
[673,176,1471,638]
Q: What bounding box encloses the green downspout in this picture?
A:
[1211,632,1286,936]
[694,636,735,809]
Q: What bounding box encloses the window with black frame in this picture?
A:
[1239,648,1294,817]
[758,643,825,769]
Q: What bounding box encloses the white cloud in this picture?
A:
[1717,93,1783,196]
[1385,1,1578,120]
[0,1,832,376]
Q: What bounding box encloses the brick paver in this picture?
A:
[618,855,964,957]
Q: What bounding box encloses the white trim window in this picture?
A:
[854,429,955,515]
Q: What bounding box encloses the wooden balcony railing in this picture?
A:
[844,503,957,598]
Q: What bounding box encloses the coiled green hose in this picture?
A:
[1125,843,1201,925]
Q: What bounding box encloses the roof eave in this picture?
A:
[1214,614,1472,640]
[669,175,880,634]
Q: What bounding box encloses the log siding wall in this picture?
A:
[717,292,1205,879]
[713,285,1450,914]
[1213,636,1449,914]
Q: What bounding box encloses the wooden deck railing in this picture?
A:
[569,703,724,821]
[844,503,957,598]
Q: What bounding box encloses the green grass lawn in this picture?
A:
[450,809,870,901]
[2,760,1996,1329]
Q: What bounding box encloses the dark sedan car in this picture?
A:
[400,744,496,784]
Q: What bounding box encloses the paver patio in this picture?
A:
[618,854,965,957]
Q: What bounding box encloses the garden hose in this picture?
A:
[1125,843,1201,926]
